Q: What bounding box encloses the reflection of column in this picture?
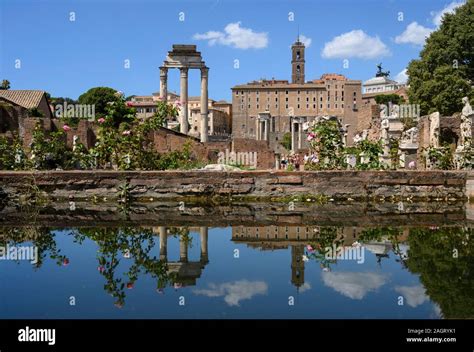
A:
[200,67,209,143]
[298,121,302,149]
[179,67,189,134]
[159,226,167,261]
[179,236,188,263]
[291,119,296,152]
[200,227,209,264]
[159,67,168,102]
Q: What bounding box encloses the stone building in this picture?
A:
[0,90,53,121]
[231,37,362,152]
[129,92,232,137]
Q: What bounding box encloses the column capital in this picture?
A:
[200,66,209,77]
[159,66,168,74]
[179,67,189,76]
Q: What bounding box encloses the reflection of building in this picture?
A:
[155,226,209,286]
[231,37,362,149]
[232,225,321,290]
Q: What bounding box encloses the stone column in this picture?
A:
[159,67,168,102]
[179,67,189,134]
[159,226,167,261]
[200,67,209,143]
[200,227,209,264]
[298,121,302,149]
[255,118,260,140]
[291,119,296,152]
[264,119,270,141]
[179,236,188,263]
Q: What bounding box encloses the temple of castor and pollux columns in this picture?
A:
[159,45,209,143]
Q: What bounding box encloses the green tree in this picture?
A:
[0,79,10,90]
[374,94,404,105]
[78,87,118,117]
[407,1,474,115]
[280,132,292,150]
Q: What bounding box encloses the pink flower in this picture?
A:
[62,125,71,132]
[307,132,316,141]
[126,101,133,107]
[122,130,131,136]
[97,117,106,124]
[408,160,416,169]
[306,244,315,253]
[174,283,182,290]
[174,100,182,107]
[97,265,105,273]
[62,258,70,266]
[126,282,134,289]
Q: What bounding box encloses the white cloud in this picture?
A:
[394,285,428,308]
[299,34,312,48]
[395,68,408,84]
[322,271,388,300]
[193,280,268,306]
[395,22,433,46]
[431,1,465,26]
[321,30,390,59]
[193,22,268,49]
[298,282,311,293]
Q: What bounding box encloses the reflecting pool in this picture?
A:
[1,218,473,319]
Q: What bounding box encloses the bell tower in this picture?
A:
[291,36,305,84]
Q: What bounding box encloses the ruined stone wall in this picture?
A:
[0,170,467,202]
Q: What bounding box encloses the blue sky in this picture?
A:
[0,0,466,101]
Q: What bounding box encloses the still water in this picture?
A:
[1,220,472,319]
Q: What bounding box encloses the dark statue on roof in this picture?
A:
[376,63,390,78]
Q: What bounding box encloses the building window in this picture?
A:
[275,97,278,102]
[306,104,309,109]
[335,104,338,108]
[236,91,239,95]
[296,65,301,73]
[285,97,288,102]
[327,85,330,89]
[256,97,259,102]
[353,92,357,97]
[241,91,244,95]
[297,104,300,109]
[327,103,330,108]
[320,96,323,102]
[286,104,289,109]
[275,91,278,94]
[320,104,323,109]
[306,97,309,102]
[286,90,289,94]
[257,104,259,109]
[297,97,300,102]
[248,104,251,108]
[275,104,278,108]
[313,104,316,109]
[297,90,300,94]
[342,104,344,108]
[313,97,316,102]
[296,51,300,59]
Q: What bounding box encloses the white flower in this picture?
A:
[302,255,309,262]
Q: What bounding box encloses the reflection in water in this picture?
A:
[0,224,473,318]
